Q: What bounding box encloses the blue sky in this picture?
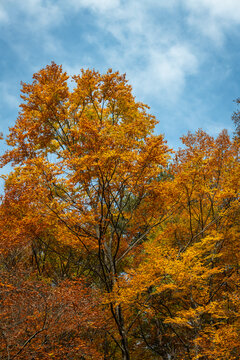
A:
[1,0,240,164]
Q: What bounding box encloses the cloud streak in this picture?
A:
[184,0,240,44]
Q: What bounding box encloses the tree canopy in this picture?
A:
[0,63,239,360]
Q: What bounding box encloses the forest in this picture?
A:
[0,62,239,360]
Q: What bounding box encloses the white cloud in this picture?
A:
[148,45,197,97]
[184,0,240,44]
[186,0,240,21]
[22,0,62,29]
[1,0,238,111]
[112,4,197,101]
[61,1,198,102]
[0,0,65,65]
[0,0,200,103]
[0,0,238,156]
[0,4,8,23]
[1,0,63,30]
[68,0,121,12]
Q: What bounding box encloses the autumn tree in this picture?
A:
[3,63,239,360]
[112,129,240,359]
[0,271,106,360]
[0,63,172,359]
